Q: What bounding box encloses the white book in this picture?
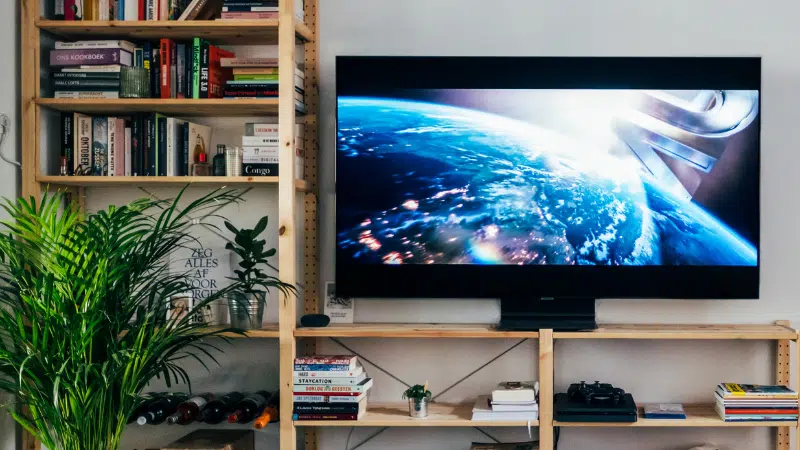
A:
[107,117,117,176]
[56,40,136,54]
[492,381,538,403]
[74,113,92,175]
[146,0,157,20]
[125,0,138,20]
[293,393,366,403]
[242,136,279,146]
[124,127,132,176]
[472,395,538,421]
[160,0,169,21]
[222,6,278,11]
[98,0,109,20]
[55,0,65,17]
[490,399,538,412]
[55,91,120,99]
[61,65,122,73]
[294,366,364,378]
[293,372,368,385]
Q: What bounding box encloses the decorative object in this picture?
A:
[403,382,432,418]
[0,188,272,450]
[225,215,296,330]
[226,146,243,176]
[300,314,330,328]
[213,144,227,176]
[324,281,354,323]
[170,245,232,326]
[120,66,150,98]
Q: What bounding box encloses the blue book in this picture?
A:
[643,404,686,419]
[294,364,352,372]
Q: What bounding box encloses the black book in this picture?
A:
[52,71,122,79]
[182,121,190,176]
[157,116,167,176]
[144,114,156,176]
[199,41,210,99]
[292,403,360,414]
[130,117,140,175]
[185,44,193,98]
[170,41,177,98]
[176,122,185,176]
[61,113,73,175]
[153,48,161,98]
[53,79,121,88]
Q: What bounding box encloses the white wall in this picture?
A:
[315,1,800,449]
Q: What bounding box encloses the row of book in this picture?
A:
[715,383,799,422]
[472,381,539,421]
[292,355,372,421]
[49,39,305,106]
[241,123,305,179]
[52,0,304,21]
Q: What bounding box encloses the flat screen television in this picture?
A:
[335,56,761,303]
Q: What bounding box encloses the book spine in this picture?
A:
[199,41,209,98]
[159,39,170,99]
[293,404,359,414]
[176,44,185,98]
[61,113,74,175]
[108,117,117,176]
[125,0,137,19]
[53,79,121,88]
[139,0,145,19]
[234,74,279,81]
[220,58,279,68]
[292,395,362,403]
[152,48,161,97]
[170,40,177,97]
[165,118,174,176]
[116,0,124,20]
[184,44,192,98]
[52,71,121,79]
[160,0,168,21]
[294,364,352,372]
[292,385,366,394]
[192,38,201,99]
[220,11,279,19]
[55,91,120,99]
[145,115,155,176]
[131,116,140,175]
[64,0,76,20]
[55,0,65,19]
[124,124,132,176]
[222,6,278,12]
[182,121,189,176]
[134,48,143,67]
[84,0,95,20]
[50,49,132,67]
[75,114,92,174]
[292,413,358,421]
[116,118,126,176]
[294,370,362,378]
[168,0,179,19]
[222,0,279,5]
[295,356,354,364]
[146,0,156,19]
[92,117,108,176]
[157,116,166,176]
[223,89,279,98]
[245,123,279,136]
[293,377,363,386]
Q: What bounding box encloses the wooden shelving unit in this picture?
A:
[20,0,318,449]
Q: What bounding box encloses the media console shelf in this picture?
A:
[294,321,800,450]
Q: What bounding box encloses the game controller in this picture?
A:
[567,381,626,405]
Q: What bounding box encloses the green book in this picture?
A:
[192,38,203,100]
[234,74,280,81]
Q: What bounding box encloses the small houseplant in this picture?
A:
[225,215,296,329]
[403,382,432,418]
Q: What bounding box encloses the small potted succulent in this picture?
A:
[403,382,432,418]
[225,215,296,329]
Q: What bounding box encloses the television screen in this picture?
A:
[336,57,760,299]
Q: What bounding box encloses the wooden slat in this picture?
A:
[295,323,540,338]
[36,98,285,117]
[37,175,308,191]
[776,320,792,450]
[278,0,298,448]
[36,19,312,44]
[538,329,554,450]
[295,402,539,427]
[555,404,798,428]
[555,323,798,340]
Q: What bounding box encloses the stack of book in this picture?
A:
[715,383,799,422]
[60,112,212,177]
[221,0,277,20]
[292,355,372,421]
[242,122,304,178]
[220,57,305,110]
[472,381,539,421]
[50,40,134,99]
[51,0,304,21]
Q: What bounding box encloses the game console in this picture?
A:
[555,381,637,423]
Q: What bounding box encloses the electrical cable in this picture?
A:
[0,114,19,168]
[554,426,560,450]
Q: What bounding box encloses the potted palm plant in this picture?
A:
[224,216,295,329]
[0,188,293,450]
[403,382,432,418]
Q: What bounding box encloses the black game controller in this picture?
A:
[567,381,626,405]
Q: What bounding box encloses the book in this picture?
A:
[176,43,186,98]
[233,74,279,81]
[107,117,118,176]
[50,49,133,67]
[293,378,373,394]
[492,382,538,403]
[178,0,217,20]
[293,373,368,386]
[233,68,280,76]
[52,71,121,79]
[470,442,537,450]
[295,356,358,366]
[92,117,108,175]
[61,65,123,72]
[198,40,210,98]
[160,0,169,21]
[74,113,92,175]
[242,136,279,146]
[157,116,167,176]
[55,40,136,53]
[159,39,173,99]
[490,401,538,412]
[61,113,74,175]
[222,6,278,12]
[223,89,279,98]
[181,121,189,176]
[55,0,65,19]
[294,364,356,372]
[192,38,203,99]
[472,396,539,421]
[170,39,177,98]
[166,117,186,176]
[144,114,155,175]
[220,12,280,20]
[125,0,138,19]
[293,393,366,403]
[153,48,161,97]
[65,0,77,20]
[292,411,365,421]
[124,124,132,176]
[245,122,279,136]
[220,57,279,68]
[294,398,367,414]
[643,403,686,419]
[293,366,364,378]
[208,45,235,99]
[717,384,798,399]
[131,116,143,175]
[53,79,121,89]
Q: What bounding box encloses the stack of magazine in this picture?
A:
[472,381,539,421]
[715,383,798,422]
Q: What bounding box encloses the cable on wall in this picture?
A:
[0,114,19,168]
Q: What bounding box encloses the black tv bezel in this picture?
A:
[335,56,761,300]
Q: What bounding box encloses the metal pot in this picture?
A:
[227,291,266,330]
[408,397,429,418]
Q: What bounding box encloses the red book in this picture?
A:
[159,39,173,99]
[725,409,799,414]
[139,0,145,20]
[208,45,235,99]
[293,391,361,396]
[65,0,76,20]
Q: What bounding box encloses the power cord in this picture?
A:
[0,114,19,168]
[554,426,560,449]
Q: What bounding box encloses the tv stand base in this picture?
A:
[498,297,597,331]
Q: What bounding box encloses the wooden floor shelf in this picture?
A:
[37,175,308,191]
[35,98,299,117]
[554,323,798,340]
[295,323,539,338]
[296,402,539,427]
[554,405,798,428]
[36,19,314,44]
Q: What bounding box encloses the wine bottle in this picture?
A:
[253,392,280,429]
[127,393,165,424]
[135,393,187,425]
[198,391,244,424]
[166,393,215,425]
[227,390,270,424]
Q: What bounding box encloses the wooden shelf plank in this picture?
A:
[35,98,288,117]
[295,402,539,427]
[218,325,280,338]
[36,19,313,44]
[554,405,798,427]
[555,324,798,340]
[294,323,540,338]
[37,175,308,191]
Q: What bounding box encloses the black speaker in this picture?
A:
[300,314,330,328]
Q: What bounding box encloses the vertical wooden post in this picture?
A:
[278,0,298,448]
[539,329,554,450]
[20,0,40,201]
[776,320,792,450]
